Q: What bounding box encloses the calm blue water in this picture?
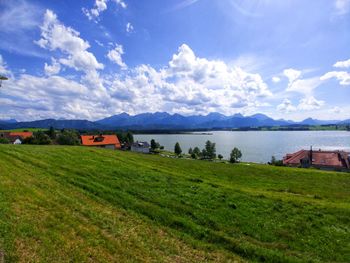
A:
[135,131,350,163]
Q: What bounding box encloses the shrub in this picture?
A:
[22,131,52,145]
[0,138,10,144]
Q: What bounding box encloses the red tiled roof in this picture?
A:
[283,149,350,168]
[9,132,33,139]
[80,135,121,148]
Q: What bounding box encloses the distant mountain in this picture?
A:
[300,118,339,126]
[338,119,350,125]
[2,113,348,130]
[0,119,17,123]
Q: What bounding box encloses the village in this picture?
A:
[1,129,349,172]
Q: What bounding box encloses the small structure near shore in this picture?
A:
[283,147,350,171]
[80,134,121,150]
[130,141,150,154]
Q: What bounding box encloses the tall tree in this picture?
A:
[174,142,182,156]
[150,139,157,150]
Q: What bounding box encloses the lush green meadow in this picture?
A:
[0,145,349,262]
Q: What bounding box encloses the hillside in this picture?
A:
[0,145,349,262]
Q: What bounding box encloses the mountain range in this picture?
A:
[0,113,349,130]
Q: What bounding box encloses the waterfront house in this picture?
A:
[130,141,150,153]
[0,131,33,144]
[80,135,121,150]
[283,148,350,171]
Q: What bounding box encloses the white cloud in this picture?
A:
[107,44,127,69]
[0,55,10,75]
[283,68,301,83]
[126,22,134,33]
[277,99,296,113]
[1,43,273,120]
[332,106,341,113]
[36,10,104,73]
[272,76,280,83]
[114,0,127,9]
[44,58,61,76]
[335,0,350,15]
[83,0,126,21]
[298,96,325,110]
[334,58,350,68]
[320,71,350,85]
[283,68,322,95]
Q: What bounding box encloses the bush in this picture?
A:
[230,147,242,163]
[56,130,81,145]
[22,131,52,145]
[269,156,284,166]
[0,138,10,144]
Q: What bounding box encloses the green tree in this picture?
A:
[174,142,182,156]
[56,130,81,145]
[188,147,193,155]
[193,147,201,157]
[218,154,223,160]
[150,139,157,150]
[201,140,216,160]
[270,156,276,165]
[230,147,242,163]
[126,131,134,143]
[47,126,56,139]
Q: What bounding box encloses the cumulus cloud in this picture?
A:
[334,58,350,68]
[272,76,280,83]
[298,96,325,110]
[283,68,301,83]
[107,44,127,69]
[277,99,296,113]
[0,43,273,120]
[83,0,126,21]
[36,9,104,73]
[126,22,134,33]
[320,71,350,85]
[283,68,322,95]
[277,96,325,113]
[44,58,61,76]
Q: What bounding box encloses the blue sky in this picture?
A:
[0,0,349,121]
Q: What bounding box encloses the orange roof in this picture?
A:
[9,132,33,139]
[283,149,349,168]
[80,135,121,148]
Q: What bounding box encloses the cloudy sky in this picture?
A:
[0,0,349,121]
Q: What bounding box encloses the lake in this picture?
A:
[135,131,350,163]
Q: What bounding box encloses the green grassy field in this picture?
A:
[0,145,349,262]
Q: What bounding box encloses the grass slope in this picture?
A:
[0,145,349,262]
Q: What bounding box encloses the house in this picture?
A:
[80,134,121,150]
[130,141,150,153]
[0,131,33,144]
[283,148,350,171]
